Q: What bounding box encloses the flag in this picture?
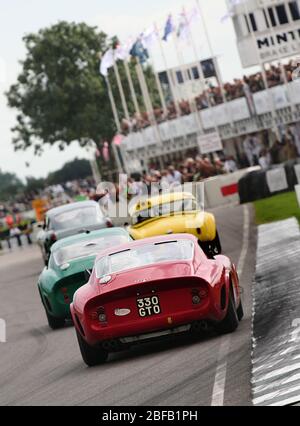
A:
[177,11,190,42]
[130,39,149,63]
[186,7,200,25]
[114,38,134,61]
[100,49,114,76]
[228,0,243,5]
[141,26,158,50]
[220,11,234,23]
[221,0,243,22]
[162,15,174,41]
[113,134,123,146]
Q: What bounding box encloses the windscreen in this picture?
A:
[95,240,194,278]
[131,198,199,225]
[53,235,129,265]
[51,206,103,230]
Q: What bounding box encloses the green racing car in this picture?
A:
[37,227,131,330]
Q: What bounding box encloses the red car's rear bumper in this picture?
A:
[71,299,224,347]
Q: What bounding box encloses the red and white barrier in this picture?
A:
[204,167,261,209]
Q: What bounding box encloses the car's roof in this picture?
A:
[51,228,129,251]
[95,233,197,261]
[129,192,195,216]
[46,200,98,217]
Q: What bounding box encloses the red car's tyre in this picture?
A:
[76,329,108,367]
[215,289,239,334]
[46,310,65,330]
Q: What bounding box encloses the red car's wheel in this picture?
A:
[215,288,239,334]
[76,330,108,367]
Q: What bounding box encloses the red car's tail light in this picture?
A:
[50,233,57,242]
[199,287,209,298]
[192,295,201,305]
[60,287,70,303]
[90,306,107,323]
[191,286,209,304]
[191,289,201,305]
[106,219,114,228]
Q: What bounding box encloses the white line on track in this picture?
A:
[210,204,250,406]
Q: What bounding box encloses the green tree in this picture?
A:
[6,22,161,157]
[0,169,24,201]
[6,22,115,154]
[47,158,92,185]
[25,176,46,194]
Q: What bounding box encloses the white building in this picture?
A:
[158,58,217,103]
[230,0,300,66]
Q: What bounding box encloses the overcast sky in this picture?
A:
[0,0,248,180]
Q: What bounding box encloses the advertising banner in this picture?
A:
[197,132,223,154]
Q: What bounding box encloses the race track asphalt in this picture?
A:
[0,204,257,406]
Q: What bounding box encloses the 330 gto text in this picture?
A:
[137,296,161,318]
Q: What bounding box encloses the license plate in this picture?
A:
[137,295,161,318]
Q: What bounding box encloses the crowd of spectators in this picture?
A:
[121,60,297,134]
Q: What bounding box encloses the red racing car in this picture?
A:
[71,234,243,366]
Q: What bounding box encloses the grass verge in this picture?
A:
[254,191,300,225]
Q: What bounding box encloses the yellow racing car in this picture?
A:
[128,192,221,257]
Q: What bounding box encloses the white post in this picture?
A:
[0,318,6,343]
[295,185,300,208]
[105,76,124,174]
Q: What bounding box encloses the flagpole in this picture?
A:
[196,0,234,130]
[123,58,150,173]
[155,22,181,117]
[147,41,175,145]
[135,58,164,169]
[172,30,205,140]
[113,55,138,175]
[157,19,197,155]
[179,9,223,145]
[124,59,141,115]
[105,76,124,175]
[113,58,130,122]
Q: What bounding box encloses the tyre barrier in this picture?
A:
[239,161,300,204]
[203,167,261,209]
